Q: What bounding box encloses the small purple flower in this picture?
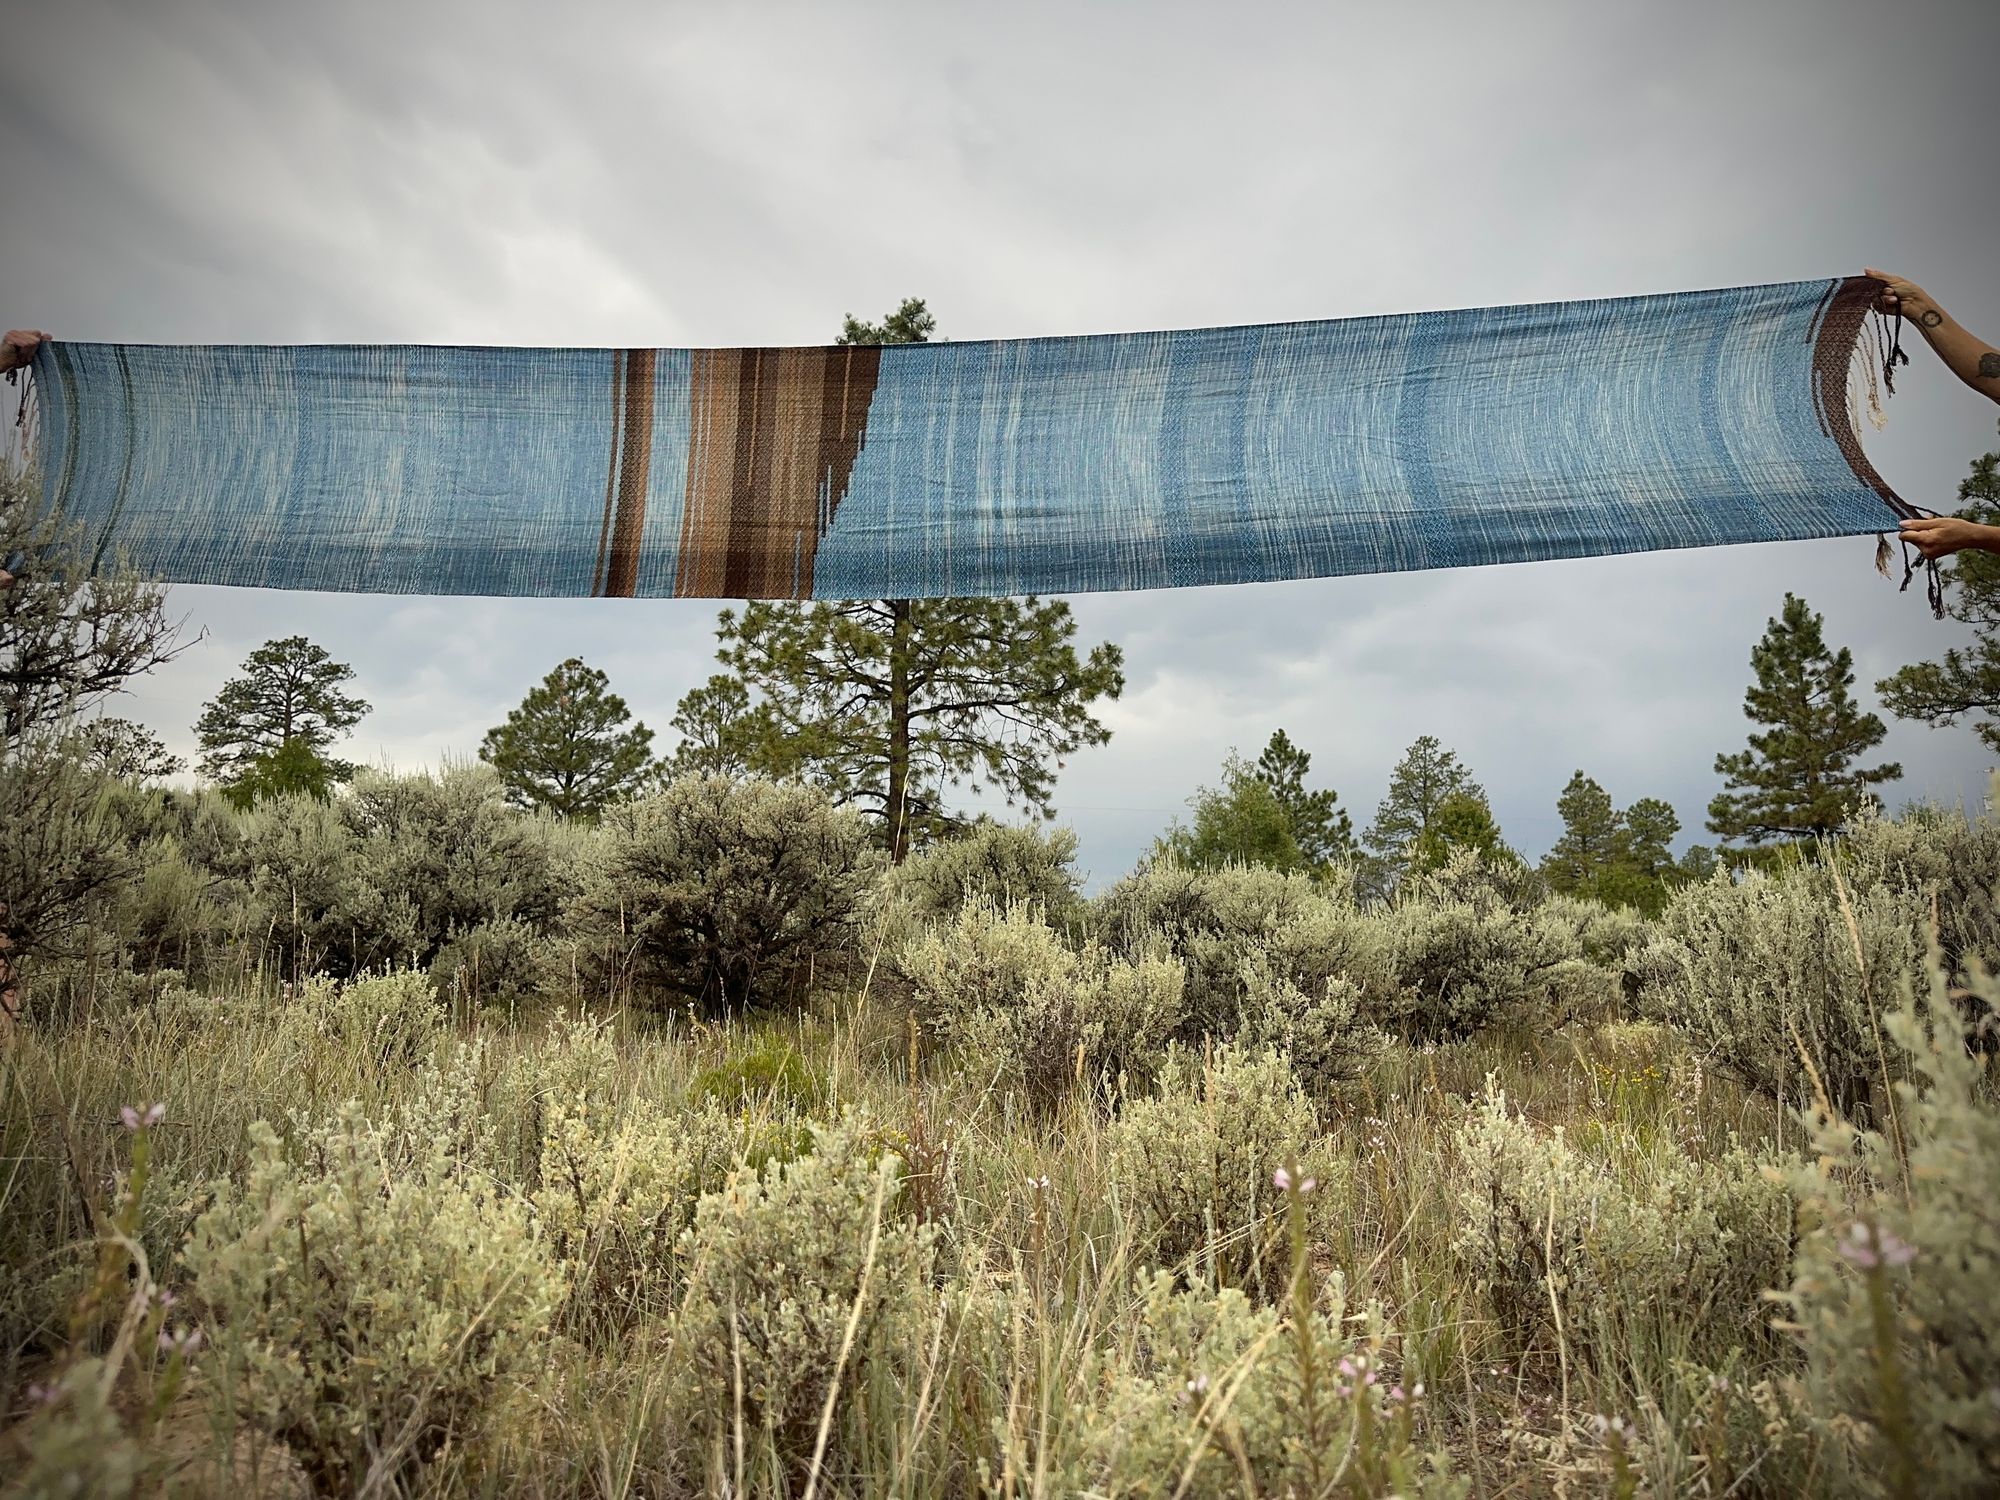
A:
[1272,1166,1292,1192]
[26,1381,59,1408]
[1838,1221,1918,1271]
[1336,1356,1356,1378]
[119,1101,166,1132]
[1388,1384,1405,1401]
[157,1325,202,1357]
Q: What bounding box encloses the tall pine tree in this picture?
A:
[1251,729,1354,868]
[1708,594,1900,850]
[480,658,656,820]
[1362,735,1481,894]
[1541,771,1622,895]
[1877,424,2000,746]
[195,635,369,789]
[682,300,1123,861]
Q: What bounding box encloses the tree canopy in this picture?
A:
[195,635,369,786]
[480,657,656,820]
[1708,593,1899,850]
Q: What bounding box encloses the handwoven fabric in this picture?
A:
[28,277,1903,600]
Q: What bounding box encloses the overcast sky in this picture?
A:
[6,0,1998,888]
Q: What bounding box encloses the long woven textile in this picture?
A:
[30,277,1902,600]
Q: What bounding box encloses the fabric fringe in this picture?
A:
[1853,296,1944,619]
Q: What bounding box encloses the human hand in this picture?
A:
[1898,515,1999,560]
[0,330,48,375]
[1864,270,1941,330]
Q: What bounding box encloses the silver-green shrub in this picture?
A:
[1106,1044,1331,1294]
[1833,801,2000,1023]
[672,1111,935,1484]
[1772,975,1999,1497]
[1092,861,1391,1046]
[567,775,878,1012]
[430,915,561,1008]
[1079,1272,1466,1499]
[183,1103,564,1497]
[1378,895,1599,1041]
[535,1095,739,1335]
[898,900,1184,1103]
[1452,1083,1793,1375]
[1637,865,1925,1121]
[881,820,1086,932]
[1231,957,1383,1098]
[299,968,446,1071]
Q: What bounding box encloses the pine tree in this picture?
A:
[1708,594,1900,849]
[1362,735,1481,892]
[195,635,369,785]
[1877,424,2000,747]
[1156,752,1306,872]
[661,674,758,781]
[1542,771,1622,896]
[1251,729,1355,867]
[684,300,1124,862]
[479,658,656,820]
[1409,789,1512,872]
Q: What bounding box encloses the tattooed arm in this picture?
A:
[1866,270,2000,408]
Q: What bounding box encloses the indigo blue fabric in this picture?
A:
[30,277,1902,600]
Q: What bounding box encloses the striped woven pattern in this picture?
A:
[30,277,1901,600]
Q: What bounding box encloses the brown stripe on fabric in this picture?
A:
[591,350,627,595]
[603,348,656,597]
[1811,277,1907,515]
[674,344,884,599]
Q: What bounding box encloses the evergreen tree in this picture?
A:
[1251,729,1354,867]
[195,635,369,786]
[1156,752,1306,872]
[661,673,758,781]
[479,658,656,820]
[1542,771,1622,896]
[1409,789,1512,873]
[1708,594,1900,850]
[1362,735,1481,892]
[685,300,1124,862]
[1877,424,2000,747]
[223,736,345,809]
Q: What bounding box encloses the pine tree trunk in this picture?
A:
[886,599,912,864]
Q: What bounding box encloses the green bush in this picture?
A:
[672,1112,935,1485]
[898,901,1184,1104]
[1772,974,2000,1497]
[431,915,562,1008]
[882,820,1086,932]
[1378,895,1599,1042]
[690,1034,829,1112]
[1106,1044,1330,1294]
[184,1103,564,1497]
[1078,1273,1465,1500]
[1093,862,1390,1043]
[1637,865,1924,1122]
[568,776,877,1012]
[535,1095,739,1336]
[1452,1083,1793,1375]
[300,969,447,1071]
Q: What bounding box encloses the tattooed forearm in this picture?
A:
[1981,352,2000,380]
[1920,309,1944,328]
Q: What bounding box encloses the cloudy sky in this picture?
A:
[6,0,1998,888]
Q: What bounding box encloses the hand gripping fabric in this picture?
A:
[24,277,1908,601]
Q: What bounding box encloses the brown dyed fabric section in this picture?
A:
[676,344,882,598]
[1811,276,1903,512]
[598,349,657,597]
